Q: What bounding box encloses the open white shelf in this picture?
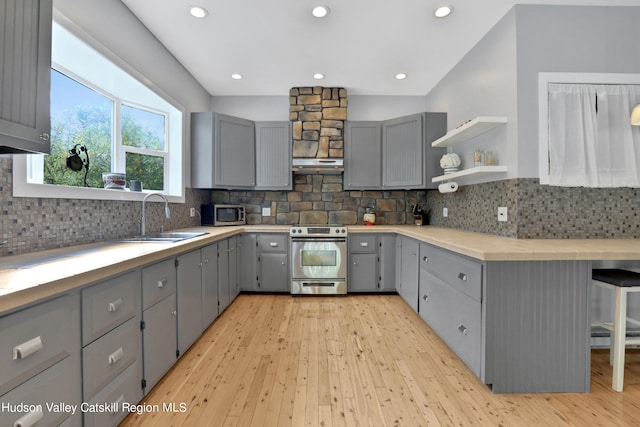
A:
[431,116,507,148]
[431,165,508,183]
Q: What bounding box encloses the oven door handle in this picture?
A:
[291,238,346,243]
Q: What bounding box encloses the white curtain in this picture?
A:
[548,83,640,187]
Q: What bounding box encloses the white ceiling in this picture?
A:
[121,0,640,97]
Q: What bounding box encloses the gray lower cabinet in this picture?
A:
[202,243,219,328]
[0,294,81,426]
[0,0,52,154]
[397,236,420,310]
[218,239,231,313]
[229,236,241,299]
[349,233,397,292]
[256,234,289,292]
[240,233,258,291]
[81,270,142,427]
[141,259,177,392]
[255,121,291,190]
[177,250,204,356]
[419,243,482,376]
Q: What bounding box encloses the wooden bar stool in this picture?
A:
[592,269,640,392]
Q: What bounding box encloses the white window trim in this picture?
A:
[538,72,640,185]
[13,11,186,204]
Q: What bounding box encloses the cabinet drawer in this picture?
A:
[83,361,143,427]
[419,270,481,376]
[420,243,482,302]
[349,234,378,253]
[0,294,79,396]
[142,258,176,311]
[0,356,81,427]
[257,234,288,252]
[82,317,139,401]
[82,270,139,345]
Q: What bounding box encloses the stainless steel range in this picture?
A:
[290,225,348,295]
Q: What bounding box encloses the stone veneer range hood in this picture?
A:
[290,87,346,174]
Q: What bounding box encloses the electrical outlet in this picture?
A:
[262,207,271,216]
[498,206,508,222]
[443,207,448,218]
[190,208,196,217]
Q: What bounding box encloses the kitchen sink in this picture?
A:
[120,232,208,243]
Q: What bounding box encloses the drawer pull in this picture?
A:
[422,294,429,302]
[111,395,125,415]
[422,256,429,263]
[171,310,177,316]
[12,336,43,360]
[269,242,278,247]
[108,298,124,312]
[360,242,369,247]
[13,409,43,427]
[157,279,168,288]
[458,324,468,335]
[108,347,125,365]
[458,272,467,281]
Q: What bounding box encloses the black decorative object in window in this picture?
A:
[66,144,90,186]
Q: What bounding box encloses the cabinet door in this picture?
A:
[382,113,424,189]
[255,121,291,190]
[201,244,219,328]
[229,236,240,299]
[379,234,397,292]
[349,253,378,292]
[176,250,203,355]
[258,253,289,292]
[240,234,258,291]
[218,239,231,313]
[344,121,382,189]
[142,294,177,391]
[399,237,419,311]
[0,0,52,154]
[215,114,255,188]
[191,112,215,188]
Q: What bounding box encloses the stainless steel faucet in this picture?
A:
[141,192,171,236]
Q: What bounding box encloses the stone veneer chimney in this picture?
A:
[289,86,347,158]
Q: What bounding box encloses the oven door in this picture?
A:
[291,238,347,280]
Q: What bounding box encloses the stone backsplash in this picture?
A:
[426,178,640,239]
[212,174,426,226]
[0,156,210,256]
[290,87,347,158]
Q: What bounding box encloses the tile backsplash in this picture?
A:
[426,178,640,239]
[0,156,209,256]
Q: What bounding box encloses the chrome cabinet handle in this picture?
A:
[108,347,125,365]
[157,279,168,288]
[269,242,278,247]
[39,133,50,141]
[13,408,43,427]
[108,298,124,312]
[171,310,177,316]
[458,324,468,335]
[458,272,467,281]
[111,395,125,415]
[422,256,429,262]
[13,336,43,360]
[360,242,369,247]
[422,294,429,302]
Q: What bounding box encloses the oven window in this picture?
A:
[301,250,337,267]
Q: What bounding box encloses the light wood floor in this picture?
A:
[120,294,640,426]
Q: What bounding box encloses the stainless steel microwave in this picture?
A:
[201,204,246,226]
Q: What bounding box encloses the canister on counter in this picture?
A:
[364,208,376,226]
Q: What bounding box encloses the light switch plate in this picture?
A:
[498,207,508,222]
[262,207,271,216]
[443,207,448,218]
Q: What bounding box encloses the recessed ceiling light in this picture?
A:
[312,6,330,18]
[313,73,325,80]
[395,73,407,80]
[189,6,208,18]
[231,73,243,80]
[434,6,453,18]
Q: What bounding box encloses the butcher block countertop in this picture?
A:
[1,224,640,313]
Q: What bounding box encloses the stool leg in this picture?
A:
[612,288,627,392]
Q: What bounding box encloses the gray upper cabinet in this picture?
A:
[0,0,52,154]
[255,121,291,190]
[344,113,446,190]
[344,122,382,189]
[382,114,424,188]
[191,112,256,189]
